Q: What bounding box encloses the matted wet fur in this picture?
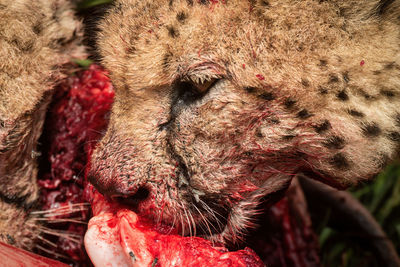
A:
[1,0,400,252]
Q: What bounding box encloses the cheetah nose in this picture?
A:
[88,174,150,206]
[110,186,150,207]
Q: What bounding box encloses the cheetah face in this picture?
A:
[89,0,400,243]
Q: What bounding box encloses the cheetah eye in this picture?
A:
[192,79,218,94]
[176,78,218,104]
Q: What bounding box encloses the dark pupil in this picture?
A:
[176,81,203,104]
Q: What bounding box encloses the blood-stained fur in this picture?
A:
[90,0,400,243]
[1,0,400,250]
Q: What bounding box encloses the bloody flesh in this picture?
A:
[35,64,320,266]
[85,187,264,267]
[0,241,69,267]
[37,64,114,265]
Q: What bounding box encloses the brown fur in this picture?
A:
[0,0,83,250]
[1,0,400,252]
[91,0,400,243]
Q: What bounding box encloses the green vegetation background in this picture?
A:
[317,162,400,266]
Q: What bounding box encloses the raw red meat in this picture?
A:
[0,241,69,267]
[37,64,114,264]
[85,188,264,267]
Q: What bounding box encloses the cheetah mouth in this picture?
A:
[33,65,264,266]
[32,65,320,266]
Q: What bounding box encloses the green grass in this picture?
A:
[77,0,113,10]
[318,162,400,266]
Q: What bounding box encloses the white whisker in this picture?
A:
[36,245,70,260]
[37,235,57,248]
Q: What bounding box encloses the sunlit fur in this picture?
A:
[91,0,400,243]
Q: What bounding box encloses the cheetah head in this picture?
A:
[89,0,400,243]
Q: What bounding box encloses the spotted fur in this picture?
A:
[0,0,83,250]
[1,0,400,250]
[90,0,400,243]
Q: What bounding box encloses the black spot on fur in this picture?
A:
[301,79,310,87]
[284,98,296,109]
[260,0,270,6]
[32,23,43,34]
[314,120,331,133]
[270,117,280,124]
[256,129,264,138]
[319,86,328,94]
[357,89,376,101]
[245,86,256,93]
[199,0,208,4]
[348,109,364,118]
[51,12,59,22]
[330,153,350,169]
[373,70,381,75]
[177,11,187,22]
[362,122,381,137]
[283,134,297,140]
[22,41,34,52]
[319,59,328,68]
[127,45,136,54]
[324,136,345,149]
[381,89,395,98]
[342,72,350,83]
[384,62,397,70]
[187,0,194,6]
[297,109,313,119]
[337,90,349,101]
[56,37,67,45]
[258,92,275,101]
[388,131,400,142]
[167,25,179,38]
[11,38,34,52]
[329,74,339,83]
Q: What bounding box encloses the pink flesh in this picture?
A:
[84,188,264,267]
[0,241,69,267]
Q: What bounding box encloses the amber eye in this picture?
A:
[176,78,218,104]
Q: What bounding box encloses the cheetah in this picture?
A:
[90,0,400,243]
[0,0,400,257]
[0,0,83,249]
